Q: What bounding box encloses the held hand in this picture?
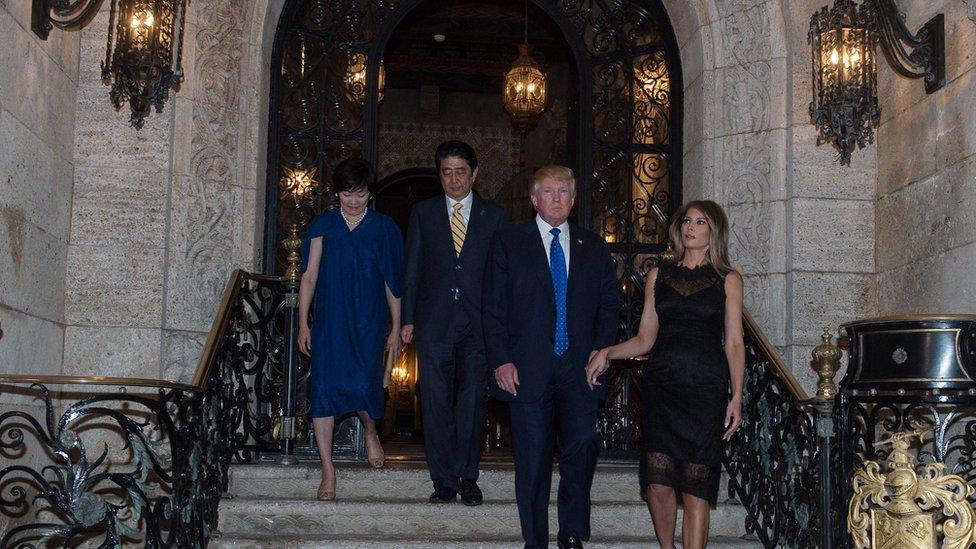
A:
[400,324,414,344]
[723,396,742,441]
[585,349,610,390]
[495,363,520,396]
[298,325,312,356]
[387,329,402,359]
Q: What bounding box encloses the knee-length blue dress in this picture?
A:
[300,208,403,419]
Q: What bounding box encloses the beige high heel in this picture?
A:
[317,467,336,500]
[366,432,385,468]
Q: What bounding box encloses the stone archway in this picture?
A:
[61,0,881,396]
[242,0,789,352]
[231,0,793,380]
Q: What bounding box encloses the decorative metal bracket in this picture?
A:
[31,0,102,40]
[868,0,946,93]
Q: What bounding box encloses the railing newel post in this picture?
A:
[278,225,303,465]
[809,327,843,549]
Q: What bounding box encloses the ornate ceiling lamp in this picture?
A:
[809,0,944,164]
[502,1,548,136]
[33,0,190,129]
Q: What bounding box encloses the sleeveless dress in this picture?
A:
[299,209,403,419]
[642,263,730,504]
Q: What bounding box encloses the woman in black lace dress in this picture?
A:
[586,200,745,549]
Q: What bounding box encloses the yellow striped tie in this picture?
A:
[451,202,466,257]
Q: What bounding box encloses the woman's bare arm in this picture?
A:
[605,267,660,360]
[297,237,322,354]
[722,271,745,440]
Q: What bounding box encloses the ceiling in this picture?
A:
[383,0,570,93]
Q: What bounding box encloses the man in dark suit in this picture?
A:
[401,140,508,506]
[483,165,620,549]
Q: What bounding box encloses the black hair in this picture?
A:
[332,158,375,194]
[434,140,478,172]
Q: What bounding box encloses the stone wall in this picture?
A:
[0,1,80,536]
[0,2,78,382]
[875,1,976,315]
[62,0,259,384]
[781,0,878,387]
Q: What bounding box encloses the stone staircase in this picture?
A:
[211,461,760,548]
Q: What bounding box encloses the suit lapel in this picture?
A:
[458,194,485,263]
[432,196,457,261]
[524,220,555,308]
[567,224,584,309]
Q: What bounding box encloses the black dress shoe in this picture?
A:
[557,533,584,549]
[428,486,457,503]
[459,479,483,506]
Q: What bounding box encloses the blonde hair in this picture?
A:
[667,200,735,276]
[531,165,576,193]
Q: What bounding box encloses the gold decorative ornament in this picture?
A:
[848,428,976,549]
[811,326,843,399]
[282,225,303,282]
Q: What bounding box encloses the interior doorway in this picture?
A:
[265,0,684,462]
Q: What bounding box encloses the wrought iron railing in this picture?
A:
[0,268,301,547]
[723,317,834,548]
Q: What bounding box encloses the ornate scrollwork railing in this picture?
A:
[0,269,302,547]
[723,316,827,548]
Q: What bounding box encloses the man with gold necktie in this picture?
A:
[401,140,507,506]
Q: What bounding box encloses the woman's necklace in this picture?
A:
[341,207,366,228]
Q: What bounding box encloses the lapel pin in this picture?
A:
[577,238,583,244]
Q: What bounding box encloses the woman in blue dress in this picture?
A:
[297,158,403,501]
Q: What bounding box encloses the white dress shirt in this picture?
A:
[536,215,570,273]
[446,192,473,226]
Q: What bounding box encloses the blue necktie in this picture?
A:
[549,228,569,356]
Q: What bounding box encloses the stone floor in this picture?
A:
[212,461,761,548]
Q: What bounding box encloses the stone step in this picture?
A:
[211,535,762,548]
[226,462,735,505]
[216,498,750,540]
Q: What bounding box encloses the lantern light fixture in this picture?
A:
[279,165,319,202]
[809,0,945,164]
[33,0,190,129]
[344,53,385,105]
[502,1,548,136]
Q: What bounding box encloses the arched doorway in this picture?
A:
[264,0,684,459]
[373,168,442,234]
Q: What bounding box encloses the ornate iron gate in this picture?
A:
[264,0,683,458]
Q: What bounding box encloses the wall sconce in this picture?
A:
[32,0,190,129]
[344,53,385,104]
[809,0,945,164]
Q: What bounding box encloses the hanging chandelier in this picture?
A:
[809,0,944,164]
[502,2,548,136]
[33,0,190,129]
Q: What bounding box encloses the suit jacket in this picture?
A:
[401,193,507,342]
[483,219,620,402]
